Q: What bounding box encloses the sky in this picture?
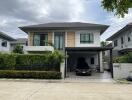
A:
[0,0,131,40]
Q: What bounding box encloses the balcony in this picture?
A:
[23,46,54,53]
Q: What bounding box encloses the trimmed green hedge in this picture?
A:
[0,53,16,70]
[0,51,65,71]
[0,70,61,79]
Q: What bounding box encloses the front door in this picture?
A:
[54,32,65,50]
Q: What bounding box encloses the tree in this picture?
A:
[101,41,109,47]
[13,44,23,54]
[102,0,132,17]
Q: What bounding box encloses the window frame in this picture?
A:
[80,33,94,44]
[114,40,118,47]
[90,57,95,64]
[128,36,131,42]
[54,32,64,50]
[1,40,7,47]
[33,33,48,46]
[121,37,124,44]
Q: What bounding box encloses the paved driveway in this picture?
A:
[0,79,132,100]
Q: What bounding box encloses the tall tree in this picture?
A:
[102,0,132,17]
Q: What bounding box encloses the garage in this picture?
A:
[65,47,113,79]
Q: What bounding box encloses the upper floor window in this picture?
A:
[1,40,7,47]
[33,33,48,46]
[128,36,131,42]
[121,37,124,44]
[54,32,64,50]
[80,33,94,44]
[114,40,118,47]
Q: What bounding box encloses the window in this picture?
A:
[80,33,94,43]
[1,40,7,47]
[54,32,64,50]
[33,34,48,46]
[91,57,94,64]
[121,37,124,44]
[128,36,131,42]
[26,41,28,46]
[114,40,118,47]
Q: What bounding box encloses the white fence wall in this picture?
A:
[113,63,132,79]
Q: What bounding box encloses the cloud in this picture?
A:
[0,0,85,38]
[0,0,131,39]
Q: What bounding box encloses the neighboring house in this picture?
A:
[19,22,113,78]
[10,38,28,52]
[107,22,132,56]
[0,31,15,53]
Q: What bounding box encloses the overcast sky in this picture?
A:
[0,0,132,40]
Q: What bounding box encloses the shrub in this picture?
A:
[0,50,65,71]
[113,52,132,63]
[13,44,23,54]
[0,70,61,79]
[16,50,64,71]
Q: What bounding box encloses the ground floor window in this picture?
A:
[90,57,95,64]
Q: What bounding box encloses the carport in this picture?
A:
[64,47,113,78]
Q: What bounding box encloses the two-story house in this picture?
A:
[107,22,132,56]
[19,22,113,78]
[0,31,15,53]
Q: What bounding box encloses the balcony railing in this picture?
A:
[23,46,54,53]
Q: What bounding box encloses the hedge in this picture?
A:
[0,51,65,71]
[113,52,132,63]
[0,70,61,79]
[0,53,16,70]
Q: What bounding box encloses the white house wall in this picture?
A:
[112,28,132,50]
[75,30,101,47]
[113,63,132,79]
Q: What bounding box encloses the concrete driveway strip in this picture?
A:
[0,79,132,100]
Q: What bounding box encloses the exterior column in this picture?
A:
[60,50,67,79]
[23,46,28,54]
[60,61,65,79]
[65,51,67,78]
[99,51,104,72]
[110,49,113,78]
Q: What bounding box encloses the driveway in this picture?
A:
[0,79,132,100]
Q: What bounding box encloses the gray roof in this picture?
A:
[10,38,27,44]
[0,31,15,41]
[107,22,132,41]
[19,22,109,34]
[105,43,112,48]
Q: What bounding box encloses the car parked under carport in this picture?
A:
[64,47,113,78]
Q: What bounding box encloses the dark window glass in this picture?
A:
[26,41,28,46]
[1,41,7,47]
[121,37,124,44]
[114,40,118,47]
[80,33,94,43]
[33,34,48,46]
[54,32,64,50]
[128,37,131,42]
[91,57,94,64]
